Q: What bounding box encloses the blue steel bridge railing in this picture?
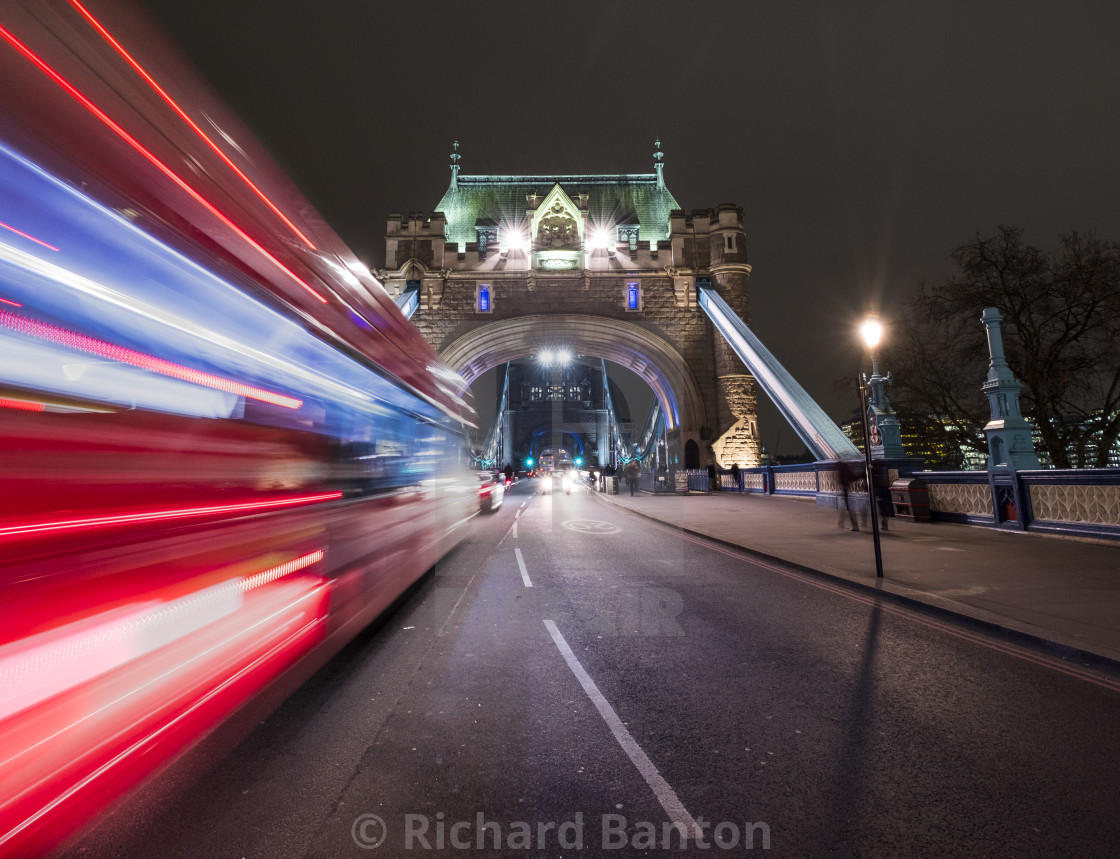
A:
[474,362,509,469]
[601,359,662,464]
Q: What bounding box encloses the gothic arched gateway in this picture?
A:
[378,142,761,469]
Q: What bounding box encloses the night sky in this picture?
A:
[139,1,1120,454]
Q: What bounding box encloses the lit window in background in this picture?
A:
[627,281,640,310]
[477,283,491,313]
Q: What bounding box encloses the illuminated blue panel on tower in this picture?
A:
[627,282,639,310]
[478,284,490,312]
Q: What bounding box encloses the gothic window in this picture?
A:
[476,226,498,255]
[617,225,640,251]
[725,233,736,251]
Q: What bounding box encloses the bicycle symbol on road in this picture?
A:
[561,519,620,535]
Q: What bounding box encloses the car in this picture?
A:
[551,466,575,495]
[478,472,505,512]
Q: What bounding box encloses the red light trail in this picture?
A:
[0,219,59,251]
[66,0,318,252]
[0,22,328,304]
[0,398,45,412]
[0,309,303,409]
[0,492,343,538]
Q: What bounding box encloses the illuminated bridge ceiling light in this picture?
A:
[537,348,573,366]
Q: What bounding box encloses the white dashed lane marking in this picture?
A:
[543,620,701,841]
[514,547,532,587]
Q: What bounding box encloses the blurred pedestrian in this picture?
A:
[707,460,718,492]
[625,460,640,496]
[838,460,860,531]
[730,462,742,492]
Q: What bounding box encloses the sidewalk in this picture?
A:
[593,486,1120,667]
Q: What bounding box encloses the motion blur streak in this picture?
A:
[0,309,303,409]
[0,397,43,411]
[1,581,330,851]
[0,21,329,304]
[0,1,478,851]
[0,492,342,538]
[0,219,57,251]
[0,550,324,724]
[0,309,304,409]
[65,0,317,251]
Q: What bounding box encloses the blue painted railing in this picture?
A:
[659,462,1120,541]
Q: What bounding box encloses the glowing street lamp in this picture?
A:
[858,316,885,579]
[859,318,882,351]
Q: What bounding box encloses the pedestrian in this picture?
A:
[730,462,742,493]
[838,460,860,531]
[625,459,640,496]
[707,460,718,492]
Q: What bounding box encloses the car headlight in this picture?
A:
[562,475,572,491]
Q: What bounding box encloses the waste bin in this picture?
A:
[607,476,618,495]
[890,477,931,521]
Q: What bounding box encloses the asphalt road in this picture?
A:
[62,478,1120,857]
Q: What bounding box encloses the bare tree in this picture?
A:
[885,226,1120,468]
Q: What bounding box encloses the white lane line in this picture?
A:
[543,620,700,841]
[520,502,527,509]
[515,508,521,519]
[512,521,518,539]
[514,547,532,587]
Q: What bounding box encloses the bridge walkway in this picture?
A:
[592,485,1120,667]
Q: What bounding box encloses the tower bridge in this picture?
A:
[380,141,856,469]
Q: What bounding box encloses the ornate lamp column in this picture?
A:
[980,307,1040,470]
[859,318,886,579]
[863,353,906,458]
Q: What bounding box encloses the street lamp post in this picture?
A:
[859,318,885,579]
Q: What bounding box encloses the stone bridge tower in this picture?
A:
[377,141,761,470]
